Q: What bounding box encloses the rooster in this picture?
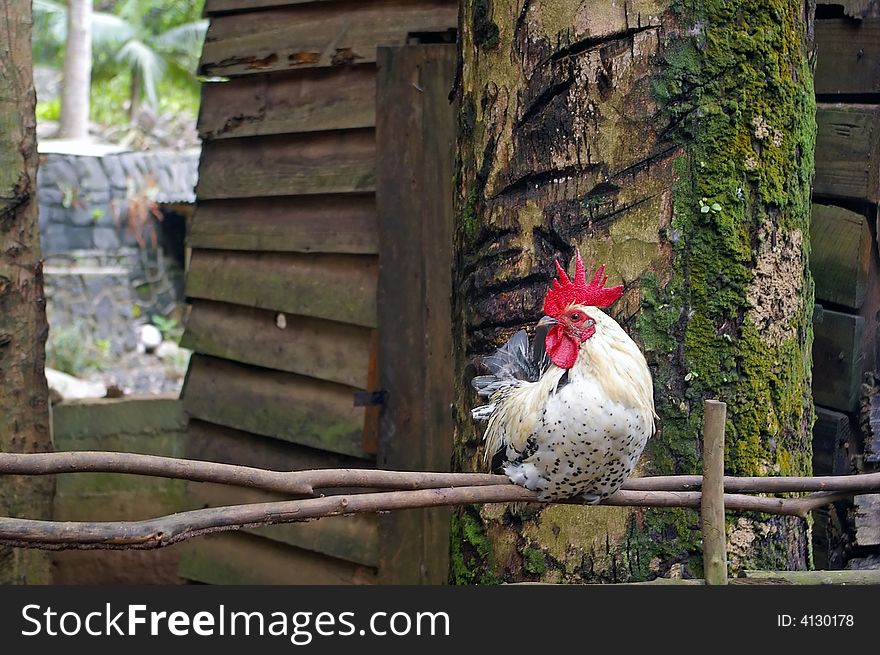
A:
[472,251,655,502]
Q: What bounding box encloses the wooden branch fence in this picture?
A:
[2,401,880,584]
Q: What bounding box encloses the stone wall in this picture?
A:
[37,148,196,355]
[43,249,184,354]
[37,148,198,254]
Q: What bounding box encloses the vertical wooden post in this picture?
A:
[375,44,457,584]
[702,399,728,585]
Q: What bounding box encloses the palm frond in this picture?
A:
[153,19,208,59]
[116,39,165,108]
[91,12,137,48]
[32,0,67,46]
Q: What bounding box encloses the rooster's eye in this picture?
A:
[570,312,582,321]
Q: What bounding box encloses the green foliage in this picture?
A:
[522,546,546,576]
[150,314,183,343]
[449,506,502,585]
[32,0,207,127]
[46,322,111,376]
[36,97,61,121]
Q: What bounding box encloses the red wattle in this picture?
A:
[545,325,578,369]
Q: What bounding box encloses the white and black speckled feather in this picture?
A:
[472,307,655,502]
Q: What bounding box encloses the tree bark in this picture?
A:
[58,0,93,140]
[452,0,816,583]
[0,0,54,583]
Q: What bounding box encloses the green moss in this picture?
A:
[522,546,547,576]
[450,505,502,585]
[631,0,815,574]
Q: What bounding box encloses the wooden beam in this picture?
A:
[199,0,458,77]
[810,203,872,309]
[181,299,371,388]
[814,104,880,203]
[198,66,376,139]
[815,19,880,95]
[812,306,865,412]
[738,569,880,584]
[182,355,371,459]
[375,44,456,585]
[187,195,378,254]
[196,130,375,200]
[186,249,378,328]
[812,406,852,476]
[864,374,880,464]
[854,493,880,546]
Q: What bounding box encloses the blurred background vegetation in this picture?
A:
[32,0,206,148]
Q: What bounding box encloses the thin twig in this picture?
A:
[0,486,852,551]
[0,452,502,495]
[3,452,880,496]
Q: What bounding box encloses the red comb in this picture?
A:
[542,250,623,316]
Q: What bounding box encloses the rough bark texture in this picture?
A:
[0,0,55,583]
[59,0,93,140]
[452,0,816,583]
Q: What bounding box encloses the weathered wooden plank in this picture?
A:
[811,406,851,476]
[199,0,458,77]
[199,66,376,139]
[186,250,378,328]
[854,494,880,546]
[187,195,378,254]
[196,130,375,200]
[186,418,371,471]
[182,355,370,459]
[186,482,380,566]
[815,19,880,95]
[205,0,335,16]
[810,203,872,309]
[181,300,371,388]
[812,306,865,412]
[814,104,880,203]
[179,532,377,585]
[375,44,456,585]
[738,569,880,584]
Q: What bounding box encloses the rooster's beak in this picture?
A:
[537,315,558,327]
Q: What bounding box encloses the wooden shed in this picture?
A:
[178,0,458,584]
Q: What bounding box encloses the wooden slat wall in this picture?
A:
[199,1,457,77]
[179,0,457,584]
[812,6,880,569]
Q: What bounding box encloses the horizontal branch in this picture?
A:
[0,452,501,496]
[624,473,880,494]
[3,452,880,497]
[0,486,853,551]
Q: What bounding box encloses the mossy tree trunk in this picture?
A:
[0,0,55,583]
[451,0,816,583]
